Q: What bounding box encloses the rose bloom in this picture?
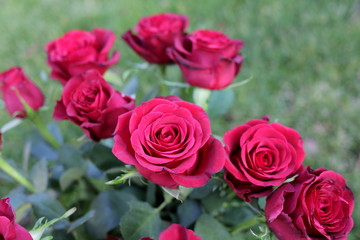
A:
[112,96,225,188]
[0,67,44,118]
[0,198,33,240]
[265,167,354,240]
[224,118,305,202]
[141,224,202,240]
[122,13,189,64]
[45,28,119,85]
[53,70,135,141]
[167,29,243,90]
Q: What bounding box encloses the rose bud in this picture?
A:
[0,198,33,240]
[0,67,44,118]
[122,13,189,64]
[45,28,120,85]
[224,118,305,202]
[53,69,135,141]
[141,224,202,240]
[167,29,243,90]
[265,167,354,240]
[112,96,225,188]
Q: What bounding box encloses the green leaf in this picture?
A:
[207,89,235,120]
[120,201,162,240]
[195,214,232,240]
[30,159,48,193]
[67,210,95,233]
[58,144,85,169]
[28,193,68,229]
[59,168,85,191]
[161,186,193,202]
[189,179,219,199]
[86,190,138,239]
[122,76,139,96]
[177,199,202,227]
[220,205,257,227]
[30,207,76,240]
[106,169,141,185]
[29,131,58,161]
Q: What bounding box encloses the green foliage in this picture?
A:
[120,201,162,240]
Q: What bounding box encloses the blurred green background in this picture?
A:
[0,0,359,239]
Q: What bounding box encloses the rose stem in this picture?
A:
[0,153,35,193]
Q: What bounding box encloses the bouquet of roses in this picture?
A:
[0,13,354,240]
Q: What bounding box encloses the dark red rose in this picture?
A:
[0,198,33,240]
[122,13,189,64]
[224,118,305,202]
[45,28,119,85]
[167,29,243,90]
[0,67,44,118]
[53,70,135,141]
[265,167,354,240]
[112,96,225,188]
[141,224,202,240]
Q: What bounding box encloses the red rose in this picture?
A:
[45,28,119,85]
[112,96,225,188]
[0,67,44,118]
[141,224,202,240]
[265,167,354,240]
[0,198,33,240]
[122,13,189,64]
[53,70,135,141]
[224,118,305,202]
[167,29,243,90]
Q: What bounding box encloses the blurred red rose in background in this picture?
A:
[168,29,243,90]
[45,28,119,84]
[0,67,44,118]
[122,13,189,64]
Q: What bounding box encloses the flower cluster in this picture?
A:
[0,12,354,240]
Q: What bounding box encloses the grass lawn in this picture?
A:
[0,0,359,239]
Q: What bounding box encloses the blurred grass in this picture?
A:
[0,0,359,238]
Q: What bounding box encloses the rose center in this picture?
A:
[255,151,273,168]
[73,86,99,107]
[156,126,178,143]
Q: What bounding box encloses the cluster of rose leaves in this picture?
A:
[0,13,354,240]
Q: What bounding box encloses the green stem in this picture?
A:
[158,65,168,96]
[231,215,266,234]
[29,112,60,149]
[156,193,173,212]
[14,88,60,149]
[0,153,35,193]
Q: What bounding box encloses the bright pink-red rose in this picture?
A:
[168,29,243,90]
[45,28,119,85]
[0,67,44,118]
[224,118,305,202]
[53,70,135,141]
[265,167,354,240]
[141,224,202,240]
[112,96,225,188]
[0,198,33,240]
[122,13,189,64]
